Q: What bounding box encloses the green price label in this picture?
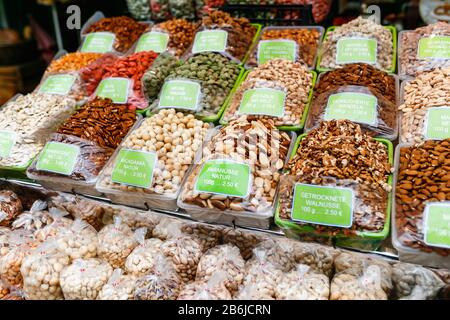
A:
[38,74,76,95]
[418,36,450,60]
[0,130,16,158]
[325,92,378,125]
[424,107,450,140]
[158,80,201,111]
[36,142,80,176]
[81,32,115,53]
[95,78,130,104]
[336,38,377,65]
[111,149,157,188]
[238,88,286,117]
[257,40,297,65]
[424,202,450,249]
[192,30,228,54]
[195,159,251,198]
[135,31,170,53]
[291,184,354,228]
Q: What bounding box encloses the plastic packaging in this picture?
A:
[11,200,51,233]
[250,238,297,273]
[168,0,196,20]
[180,222,223,253]
[221,60,315,130]
[34,207,72,242]
[96,110,212,211]
[21,242,70,300]
[97,216,138,268]
[178,272,232,300]
[97,269,136,300]
[305,85,398,140]
[0,190,23,227]
[178,117,294,229]
[79,54,119,96]
[142,53,180,101]
[246,26,324,69]
[275,264,330,300]
[34,72,88,104]
[153,19,197,57]
[133,254,182,300]
[0,279,9,299]
[149,0,172,21]
[152,217,184,241]
[196,244,245,293]
[398,22,450,78]
[60,258,113,300]
[317,17,395,72]
[54,219,98,260]
[124,228,163,276]
[222,227,265,260]
[126,0,152,20]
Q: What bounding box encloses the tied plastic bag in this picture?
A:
[392,263,445,300]
[290,240,338,278]
[160,224,203,282]
[55,219,99,260]
[196,244,245,293]
[21,242,70,300]
[0,227,11,256]
[34,207,72,242]
[134,254,182,300]
[101,205,161,235]
[0,229,37,286]
[124,228,163,277]
[181,222,223,253]
[235,248,283,300]
[0,190,23,227]
[251,239,297,273]
[97,268,137,300]
[142,53,180,101]
[152,217,184,241]
[11,200,52,233]
[60,258,113,300]
[305,85,398,140]
[222,227,264,260]
[97,216,139,268]
[178,271,232,300]
[330,264,388,300]
[0,278,10,299]
[1,286,25,300]
[275,264,330,300]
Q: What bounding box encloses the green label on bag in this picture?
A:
[238,88,286,117]
[158,80,201,111]
[38,74,76,95]
[424,202,450,249]
[192,30,228,54]
[36,142,80,175]
[81,32,115,53]
[135,31,170,53]
[257,40,297,65]
[95,78,130,104]
[195,159,251,198]
[424,107,450,140]
[418,36,450,59]
[111,149,157,188]
[291,184,354,228]
[0,130,16,158]
[325,92,378,125]
[336,38,377,65]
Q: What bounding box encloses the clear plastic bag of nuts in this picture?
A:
[222,227,265,260]
[20,241,70,300]
[134,254,182,300]
[97,268,137,300]
[330,264,389,300]
[0,190,23,227]
[398,22,450,78]
[178,117,293,229]
[11,200,52,233]
[275,264,330,300]
[34,207,73,242]
[97,216,139,268]
[54,219,99,260]
[250,238,297,273]
[96,109,212,212]
[195,244,245,293]
[222,59,313,128]
[60,258,113,300]
[0,278,10,299]
[142,53,180,101]
[124,228,163,277]
[34,72,89,104]
[178,271,232,300]
[305,85,398,140]
[180,221,223,253]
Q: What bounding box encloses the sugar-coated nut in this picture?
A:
[60,258,113,300]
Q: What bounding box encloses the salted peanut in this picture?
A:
[21,243,70,300]
[196,244,245,293]
[275,264,330,300]
[97,217,138,268]
[399,67,450,144]
[319,17,393,71]
[97,269,136,300]
[330,265,388,300]
[223,59,313,127]
[60,258,113,300]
